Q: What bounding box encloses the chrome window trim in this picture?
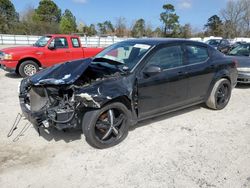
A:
[160,58,210,72]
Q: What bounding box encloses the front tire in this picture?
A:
[206,78,232,110]
[82,102,130,149]
[19,60,39,77]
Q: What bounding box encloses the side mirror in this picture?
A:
[48,43,55,50]
[143,65,162,77]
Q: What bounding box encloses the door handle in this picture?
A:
[65,50,70,53]
[210,64,215,69]
[178,71,187,76]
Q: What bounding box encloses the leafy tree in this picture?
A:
[153,27,163,37]
[18,7,37,35]
[60,9,77,34]
[104,21,115,34]
[160,4,179,37]
[0,0,19,34]
[97,21,114,35]
[88,24,97,36]
[33,0,61,23]
[80,23,97,36]
[179,24,192,38]
[131,19,146,38]
[31,0,61,34]
[204,15,223,36]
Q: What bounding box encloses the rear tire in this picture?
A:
[206,78,231,110]
[82,102,130,149]
[19,60,39,77]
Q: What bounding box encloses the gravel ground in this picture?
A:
[0,69,250,188]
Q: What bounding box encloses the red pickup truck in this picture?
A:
[0,34,103,77]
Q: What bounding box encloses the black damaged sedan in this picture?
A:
[19,39,238,148]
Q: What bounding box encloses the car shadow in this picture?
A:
[236,83,250,89]
[37,126,82,143]
[32,105,203,143]
[130,104,202,131]
[5,72,22,79]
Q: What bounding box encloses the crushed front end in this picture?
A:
[19,78,80,130]
[18,58,126,131]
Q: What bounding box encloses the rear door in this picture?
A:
[44,37,72,67]
[137,44,188,118]
[70,37,84,60]
[184,44,214,102]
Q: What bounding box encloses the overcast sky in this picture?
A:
[11,0,230,31]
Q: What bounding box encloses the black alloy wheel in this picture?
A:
[82,102,130,149]
[206,78,232,110]
[95,108,125,142]
[215,82,230,109]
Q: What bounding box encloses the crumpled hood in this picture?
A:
[30,58,92,86]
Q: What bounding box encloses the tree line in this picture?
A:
[0,0,249,38]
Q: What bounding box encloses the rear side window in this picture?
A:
[71,38,80,48]
[147,45,184,70]
[186,45,209,64]
[221,40,229,46]
[207,40,220,45]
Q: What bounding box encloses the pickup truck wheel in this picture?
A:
[82,102,130,149]
[19,60,39,77]
[206,78,231,110]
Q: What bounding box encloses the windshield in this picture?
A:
[93,41,152,71]
[34,36,52,47]
[206,39,221,46]
[229,43,250,56]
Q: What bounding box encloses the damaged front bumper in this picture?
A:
[19,96,45,126]
[19,79,80,130]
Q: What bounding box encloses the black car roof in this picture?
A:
[124,38,206,46]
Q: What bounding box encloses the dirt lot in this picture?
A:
[0,69,250,188]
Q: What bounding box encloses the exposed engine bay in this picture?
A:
[19,59,124,130]
[27,86,77,130]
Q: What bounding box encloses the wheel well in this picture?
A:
[206,75,232,102]
[16,58,41,73]
[221,76,231,84]
[103,96,132,110]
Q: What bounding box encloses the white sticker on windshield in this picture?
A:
[134,44,151,50]
[103,55,116,60]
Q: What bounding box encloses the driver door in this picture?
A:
[137,44,188,119]
[44,37,72,67]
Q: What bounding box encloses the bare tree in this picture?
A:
[179,24,192,38]
[19,6,38,34]
[115,17,128,37]
[145,22,153,37]
[242,0,250,36]
[220,0,250,38]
